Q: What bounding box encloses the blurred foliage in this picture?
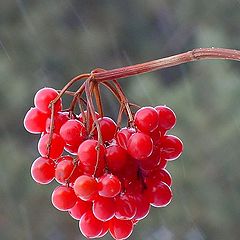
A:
[0,0,240,240]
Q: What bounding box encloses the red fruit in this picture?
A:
[134,106,159,133]
[38,133,65,159]
[139,146,161,170]
[69,199,92,220]
[105,145,129,173]
[55,159,75,184]
[98,221,109,238]
[145,167,172,187]
[116,127,136,150]
[34,87,62,114]
[109,218,133,240]
[159,157,168,169]
[155,105,176,132]
[133,194,150,220]
[77,140,105,167]
[115,194,137,220]
[145,180,172,207]
[31,157,55,184]
[79,211,104,238]
[51,186,77,211]
[98,117,117,142]
[74,175,98,201]
[93,196,115,221]
[127,132,153,159]
[160,135,183,160]
[60,119,86,146]
[98,174,121,198]
[24,107,48,134]
[45,111,69,133]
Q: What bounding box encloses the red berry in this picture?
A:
[34,87,62,114]
[116,127,136,150]
[155,105,176,132]
[105,145,129,173]
[79,211,104,238]
[127,132,153,159]
[60,119,86,146]
[93,196,115,221]
[115,194,137,220]
[98,117,117,142]
[74,175,98,201]
[45,111,69,133]
[77,140,105,167]
[69,199,92,220]
[51,186,77,211]
[160,135,183,160]
[31,157,55,184]
[55,160,75,184]
[134,106,159,133]
[109,218,133,240]
[98,174,121,198]
[133,194,150,220]
[24,107,48,134]
[38,133,65,159]
[145,180,172,207]
[139,146,161,170]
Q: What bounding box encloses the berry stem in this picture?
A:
[92,48,240,82]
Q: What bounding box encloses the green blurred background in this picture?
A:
[0,1,240,239]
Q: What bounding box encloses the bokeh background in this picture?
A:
[0,1,240,239]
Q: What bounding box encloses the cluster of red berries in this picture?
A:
[24,87,183,239]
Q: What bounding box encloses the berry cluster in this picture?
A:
[24,85,183,239]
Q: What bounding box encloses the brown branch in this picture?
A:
[92,48,240,82]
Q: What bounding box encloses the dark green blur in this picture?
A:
[0,1,239,239]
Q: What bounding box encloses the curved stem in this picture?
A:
[92,48,240,82]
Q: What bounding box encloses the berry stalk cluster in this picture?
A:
[24,48,240,239]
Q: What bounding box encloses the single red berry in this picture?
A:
[116,127,136,150]
[145,167,172,187]
[34,87,62,114]
[133,194,150,220]
[45,111,69,133]
[155,105,176,133]
[79,211,104,238]
[127,132,153,159]
[77,139,105,167]
[139,146,161,170]
[93,196,115,221]
[55,159,75,184]
[31,157,55,184]
[105,144,129,173]
[38,133,65,159]
[51,186,77,211]
[115,194,137,220]
[134,106,159,133]
[24,107,48,134]
[160,135,183,160]
[98,117,117,142]
[144,180,172,207]
[98,174,121,198]
[109,218,134,240]
[69,199,92,220]
[60,119,86,146]
[74,175,98,201]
